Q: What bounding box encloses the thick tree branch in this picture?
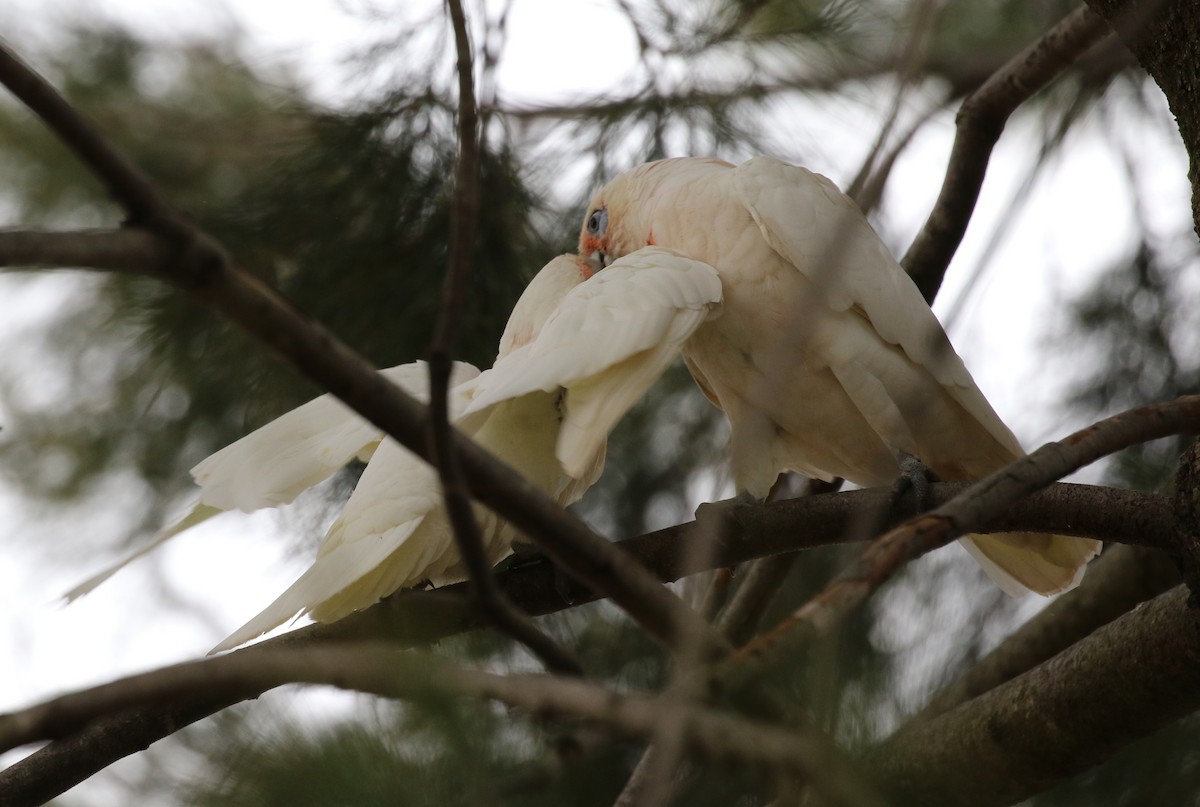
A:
[1081,0,1200,238]
[866,585,1200,806]
[901,5,1113,301]
[0,41,727,662]
[725,396,1200,680]
[903,542,1180,728]
[0,645,885,807]
[0,48,181,228]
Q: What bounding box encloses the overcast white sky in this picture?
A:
[0,1,1193,802]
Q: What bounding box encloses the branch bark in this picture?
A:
[724,396,1200,681]
[866,585,1200,806]
[902,542,1180,728]
[1081,0,1200,239]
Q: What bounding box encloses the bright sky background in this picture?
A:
[0,1,1192,803]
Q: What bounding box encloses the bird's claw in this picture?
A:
[890,451,940,515]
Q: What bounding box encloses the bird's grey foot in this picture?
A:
[891,451,940,515]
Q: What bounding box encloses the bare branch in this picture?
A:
[724,396,1200,680]
[901,6,1114,301]
[0,645,885,807]
[867,585,1200,806]
[0,228,171,274]
[0,48,181,229]
[904,542,1180,728]
[0,40,725,662]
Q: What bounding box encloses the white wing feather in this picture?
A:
[732,157,1098,594]
[66,361,478,602]
[212,377,483,652]
[465,248,722,475]
[193,361,478,512]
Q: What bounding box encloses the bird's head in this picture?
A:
[579,157,733,273]
[579,159,685,271]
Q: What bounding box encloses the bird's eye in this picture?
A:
[587,208,608,236]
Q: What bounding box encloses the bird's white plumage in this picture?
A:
[581,155,1100,596]
[465,248,722,476]
[192,362,476,512]
[213,257,602,651]
[217,250,720,648]
[63,362,477,603]
[211,385,482,653]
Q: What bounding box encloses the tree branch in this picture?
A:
[1081,0,1200,238]
[0,228,171,274]
[901,5,1114,301]
[724,396,1200,681]
[902,542,1180,728]
[0,645,885,807]
[866,585,1200,806]
[423,0,581,676]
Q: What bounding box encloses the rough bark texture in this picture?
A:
[868,585,1200,806]
[1083,0,1200,237]
[905,543,1180,726]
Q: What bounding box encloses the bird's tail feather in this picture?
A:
[959,531,1102,597]
[62,502,224,603]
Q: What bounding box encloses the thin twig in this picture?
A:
[723,396,1200,680]
[715,478,843,645]
[901,5,1113,302]
[427,0,581,676]
[844,0,944,212]
[0,40,725,662]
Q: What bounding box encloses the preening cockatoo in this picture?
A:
[579,155,1101,596]
[69,250,720,652]
[212,249,718,650]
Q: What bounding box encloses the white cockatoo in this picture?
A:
[211,249,719,650]
[578,155,1101,596]
[69,249,721,651]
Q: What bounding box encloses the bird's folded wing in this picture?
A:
[732,157,975,387]
[732,157,1021,451]
[462,248,722,475]
[192,361,479,512]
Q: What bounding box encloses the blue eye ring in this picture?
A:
[587,208,608,236]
